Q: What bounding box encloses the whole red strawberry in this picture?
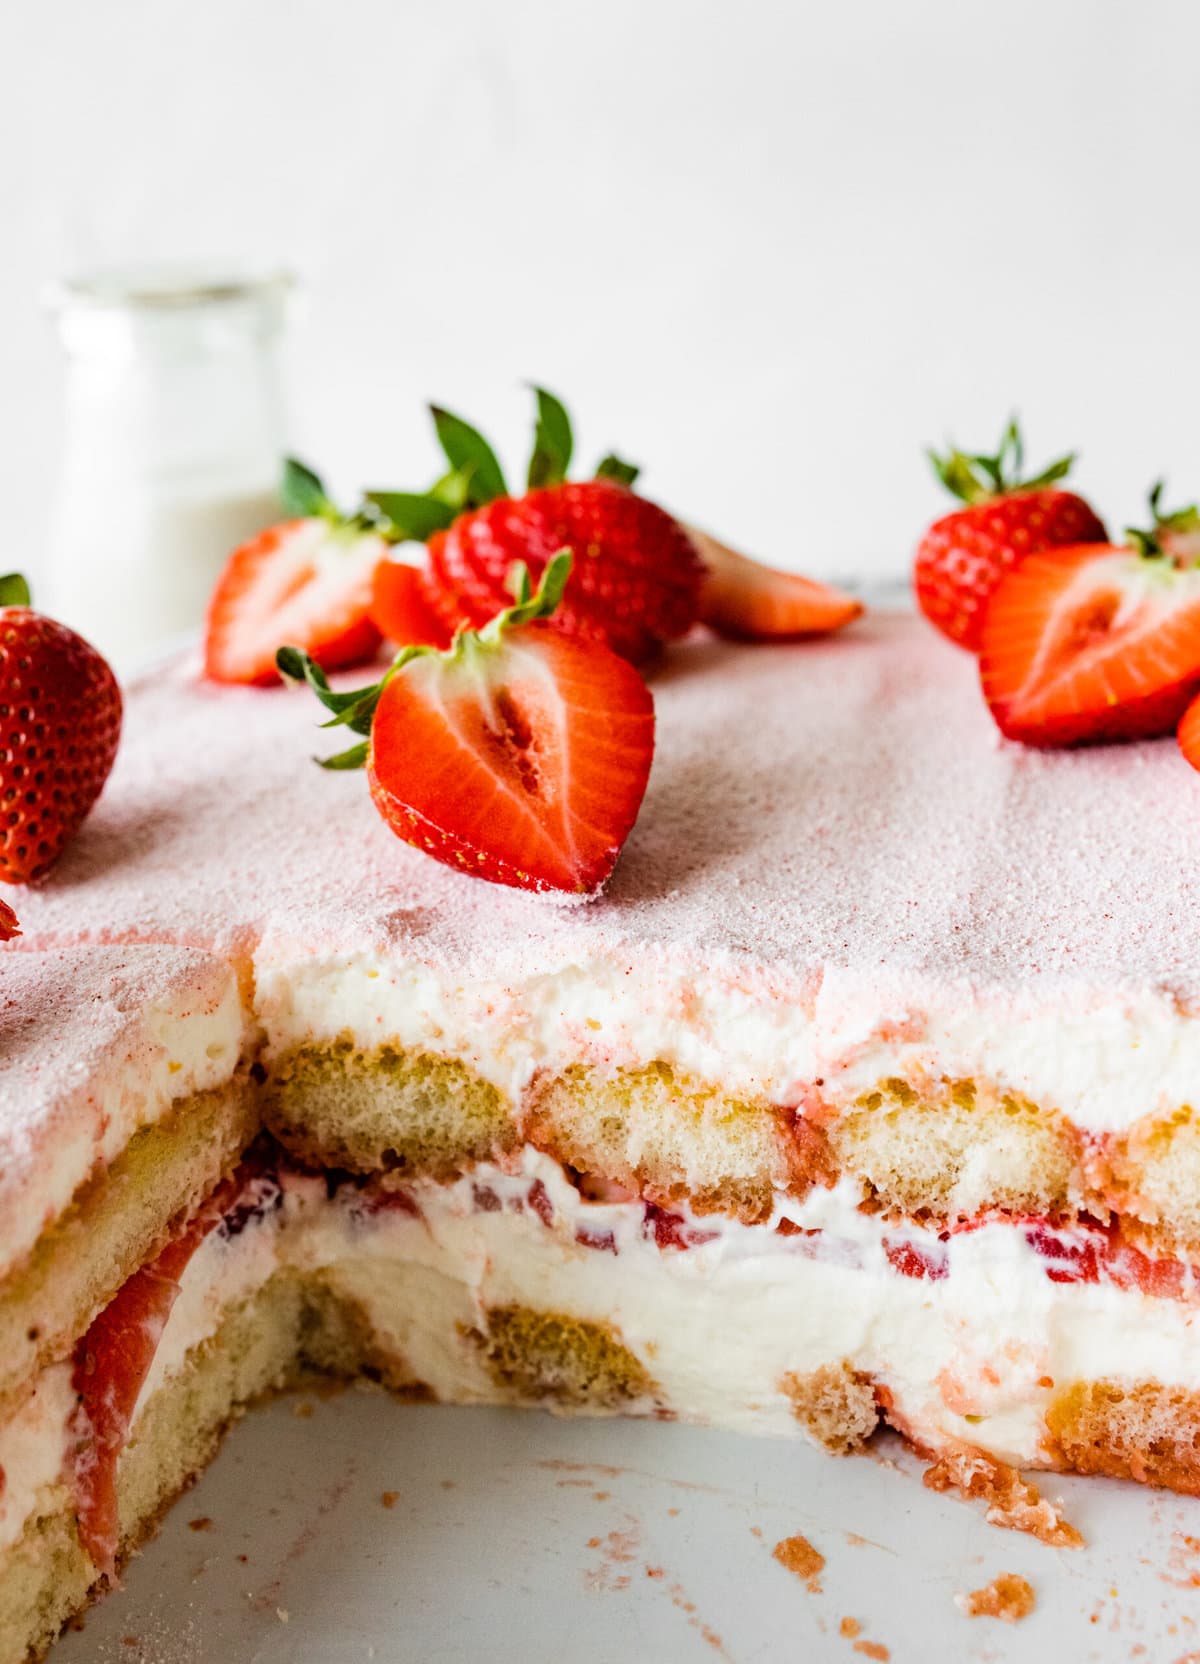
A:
[0,575,122,882]
[368,390,703,664]
[280,551,655,896]
[914,420,1106,651]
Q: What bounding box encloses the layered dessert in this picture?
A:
[4,609,1200,1657]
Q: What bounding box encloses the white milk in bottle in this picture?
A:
[45,266,292,667]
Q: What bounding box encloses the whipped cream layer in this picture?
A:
[0,1180,281,1555]
[13,1146,1200,1561]
[0,1361,77,1554]
[5,616,1198,1140]
[0,945,245,1279]
[293,1152,1200,1462]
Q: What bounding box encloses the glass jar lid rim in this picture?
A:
[46,263,295,314]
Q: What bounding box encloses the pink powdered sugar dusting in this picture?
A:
[1,613,1194,1001]
[0,944,238,1274]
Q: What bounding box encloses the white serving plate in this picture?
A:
[58,1388,1200,1663]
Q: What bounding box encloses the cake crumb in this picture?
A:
[841,1619,860,1638]
[380,1491,399,1510]
[924,1449,1082,1548]
[187,1517,212,1533]
[854,1644,889,1661]
[292,1400,315,1419]
[772,1532,825,1591]
[955,1572,1035,1622]
[276,1608,289,1625]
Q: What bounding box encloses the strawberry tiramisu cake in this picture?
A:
[5,400,1200,1660]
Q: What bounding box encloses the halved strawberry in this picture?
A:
[204,459,387,686]
[979,495,1200,746]
[279,552,655,895]
[915,420,1106,651]
[688,527,862,640]
[0,898,18,940]
[1178,688,1200,773]
[370,559,456,650]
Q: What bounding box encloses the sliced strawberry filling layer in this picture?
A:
[330,1155,1200,1309]
[884,1209,1200,1300]
[69,1146,281,1578]
[444,1161,1200,1295]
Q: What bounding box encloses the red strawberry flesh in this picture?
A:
[204,519,387,686]
[367,621,655,895]
[690,529,862,641]
[980,544,1200,747]
[371,560,456,650]
[69,1153,278,1577]
[1179,689,1200,773]
[70,1234,195,1576]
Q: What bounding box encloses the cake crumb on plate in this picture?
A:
[772,1532,825,1591]
[955,1571,1035,1622]
[923,1449,1082,1547]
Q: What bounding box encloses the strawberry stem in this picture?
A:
[928,417,1076,505]
[481,549,573,639]
[595,453,640,489]
[0,573,31,607]
[527,386,574,490]
[365,491,458,543]
[1126,480,1200,562]
[367,390,644,541]
[429,407,509,506]
[280,457,338,521]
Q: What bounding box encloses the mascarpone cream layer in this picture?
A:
[291,1153,1200,1463]
[254,949,1200,1135]
[10,1150,1200,1556]
[0,947,246,1282]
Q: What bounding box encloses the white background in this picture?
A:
[5,0,1200,584]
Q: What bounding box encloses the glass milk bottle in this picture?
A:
[45,266,293,667]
